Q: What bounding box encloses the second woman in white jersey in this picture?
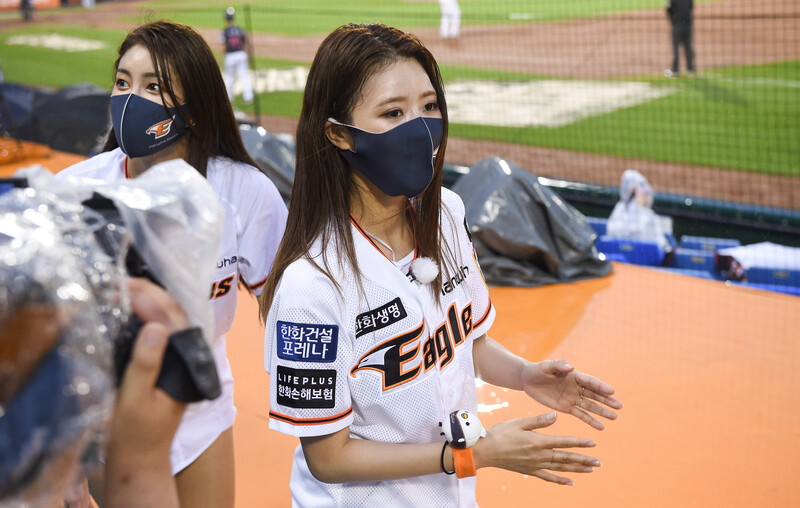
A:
[57,21,287,508]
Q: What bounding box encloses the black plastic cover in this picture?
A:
[451,157,611,286]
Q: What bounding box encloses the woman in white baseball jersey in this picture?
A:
[56,21,287,508]
[261,24,622,507]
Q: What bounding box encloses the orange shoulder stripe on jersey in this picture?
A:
[243,274,268,291]
[474,299,493,329]
[269,407,353,426]
[123,157,131,179]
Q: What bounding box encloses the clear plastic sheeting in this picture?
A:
[0,159,223,504]
[451,157,610,287]
[1,174,114,506]
[25,159,223,344]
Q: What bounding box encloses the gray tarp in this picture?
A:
[238,123,295,203]
[451,157,611,286]
[13,83,110,156]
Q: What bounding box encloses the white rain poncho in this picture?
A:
[606,169,672,254]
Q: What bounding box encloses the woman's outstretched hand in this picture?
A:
[521,359,623,430]
[474,412,601,486]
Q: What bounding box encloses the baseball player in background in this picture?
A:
[56,21,287,508]
[221,7,254,103]
[665,0,695,77]
[261,23,622,507]
[438,0,461,39]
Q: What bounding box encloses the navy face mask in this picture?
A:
[110,93,189,159]
[331,116,444,198]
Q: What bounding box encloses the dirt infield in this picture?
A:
[11,0,800,209]
[207,0,800,80]
[416,0,800,79]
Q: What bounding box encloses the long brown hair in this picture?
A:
[102,20,256,175]
[259,23,450,321]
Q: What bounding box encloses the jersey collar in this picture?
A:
[349,201,419,263]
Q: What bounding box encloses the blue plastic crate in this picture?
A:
[680,235,741,252]
[671,248,718,276]
[746,267,800,287]
[595,236,665,266]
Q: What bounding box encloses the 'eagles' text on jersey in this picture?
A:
[264,188,495,507]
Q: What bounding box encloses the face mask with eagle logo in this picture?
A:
[110,93,189,158]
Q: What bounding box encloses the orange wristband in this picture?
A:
[452,447,476,478]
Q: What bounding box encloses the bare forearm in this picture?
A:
[301,429,452,483]
[472,334,529,390]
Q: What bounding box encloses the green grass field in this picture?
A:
[449,61,800,176]
[234,57,800,176]
[0,25,123,88]
[0,0,797,177]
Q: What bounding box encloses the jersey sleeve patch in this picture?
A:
[355,297,407,338]
[276,320,338,362]
[275,365,337,409]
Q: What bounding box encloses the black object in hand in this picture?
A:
[83,193,221,403]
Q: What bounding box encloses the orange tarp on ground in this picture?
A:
[228,263,800,507]
[0,140,85,177]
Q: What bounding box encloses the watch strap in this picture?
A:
[452,446,476,478]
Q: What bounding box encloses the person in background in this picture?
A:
[20,0,33,22]
[221,7,254,104]
[438,0,461,39]
[261,23,622,507]
[606,169,673,257]
[55,21,288,508]
[664,0,695,77]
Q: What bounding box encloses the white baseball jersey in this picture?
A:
[265,188,495,507]
[57,147,288,472]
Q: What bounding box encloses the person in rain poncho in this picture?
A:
[606,169,672,256]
